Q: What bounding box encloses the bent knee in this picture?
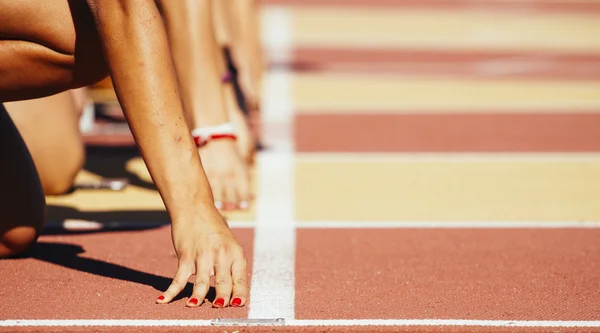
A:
[0,226,40,258]
[40,147,85,196]
[42,159,82,195]
[42,165,83,195]
[43,177,76,196]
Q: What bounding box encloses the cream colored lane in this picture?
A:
[46,157,256,221]
[295,154,600,221]
[293,74,600,113]
[291,7,600,53]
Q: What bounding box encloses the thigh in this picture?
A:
[0,0,78,54]
[0,0,107,102]
[0,104,46,257]
[212,0,232,47]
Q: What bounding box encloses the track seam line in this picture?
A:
[247,5,295,321]
[286,220,600,228]
[296,152,600,163]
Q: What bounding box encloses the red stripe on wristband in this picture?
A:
[193,134,237,148]
[193,135,202,147]
[210,134,237,141]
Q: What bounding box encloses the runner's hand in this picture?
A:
[156,211,249,308]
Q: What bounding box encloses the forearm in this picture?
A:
[160,0,229,128]
[87,0,215,220]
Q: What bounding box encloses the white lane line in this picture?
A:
[291,220,600,229]
[249,151,295,320]
[248,6,295,320]
[288,320,600,327]
[296,152,600,163]
[0,320,212,327]
[261,5,293,65]
[2,319,600,327]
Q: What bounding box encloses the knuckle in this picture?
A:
[234,277,248,286]
[177,263,195,275]
[200,248,214,259]
[237,253,248,265]
[211,245,227,257]
[230,245,246,257]
[215,276,233,285]
[217,245,233,256]
[193,280,210,287]
[171,277,188,287]
[208,233,225,244]
[196,248,210,259]
[178,250,196,263]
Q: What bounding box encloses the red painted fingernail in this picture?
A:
[188,298,199,306]
[231,298,242,307]
[157,295,165,301]
[214,298,225,307]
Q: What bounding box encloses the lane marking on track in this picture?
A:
[262,5,293,66]
[2,319,600,327]
[287,220,600,228]
[287,320,600,327]
[248,5,296,321]
[249,151,295,320]
[296,152,600,163]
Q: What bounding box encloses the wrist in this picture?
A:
[169,194,221,225]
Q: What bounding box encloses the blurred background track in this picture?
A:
[72,0,600,224]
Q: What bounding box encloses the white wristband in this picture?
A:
[191,122,237,147]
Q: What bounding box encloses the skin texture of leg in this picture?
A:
[213,0,264,147]
[0,0,248,306]
[225,81,256,165]
[158,0,252,213]
[215,45,257,165]
[0,104,46,257]
[5,91,85,195]
[158,0,226,127]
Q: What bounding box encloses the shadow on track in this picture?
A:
[5,241,216,303]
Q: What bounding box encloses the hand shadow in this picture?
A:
[8,241,216,303]
[82,146,157,192]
